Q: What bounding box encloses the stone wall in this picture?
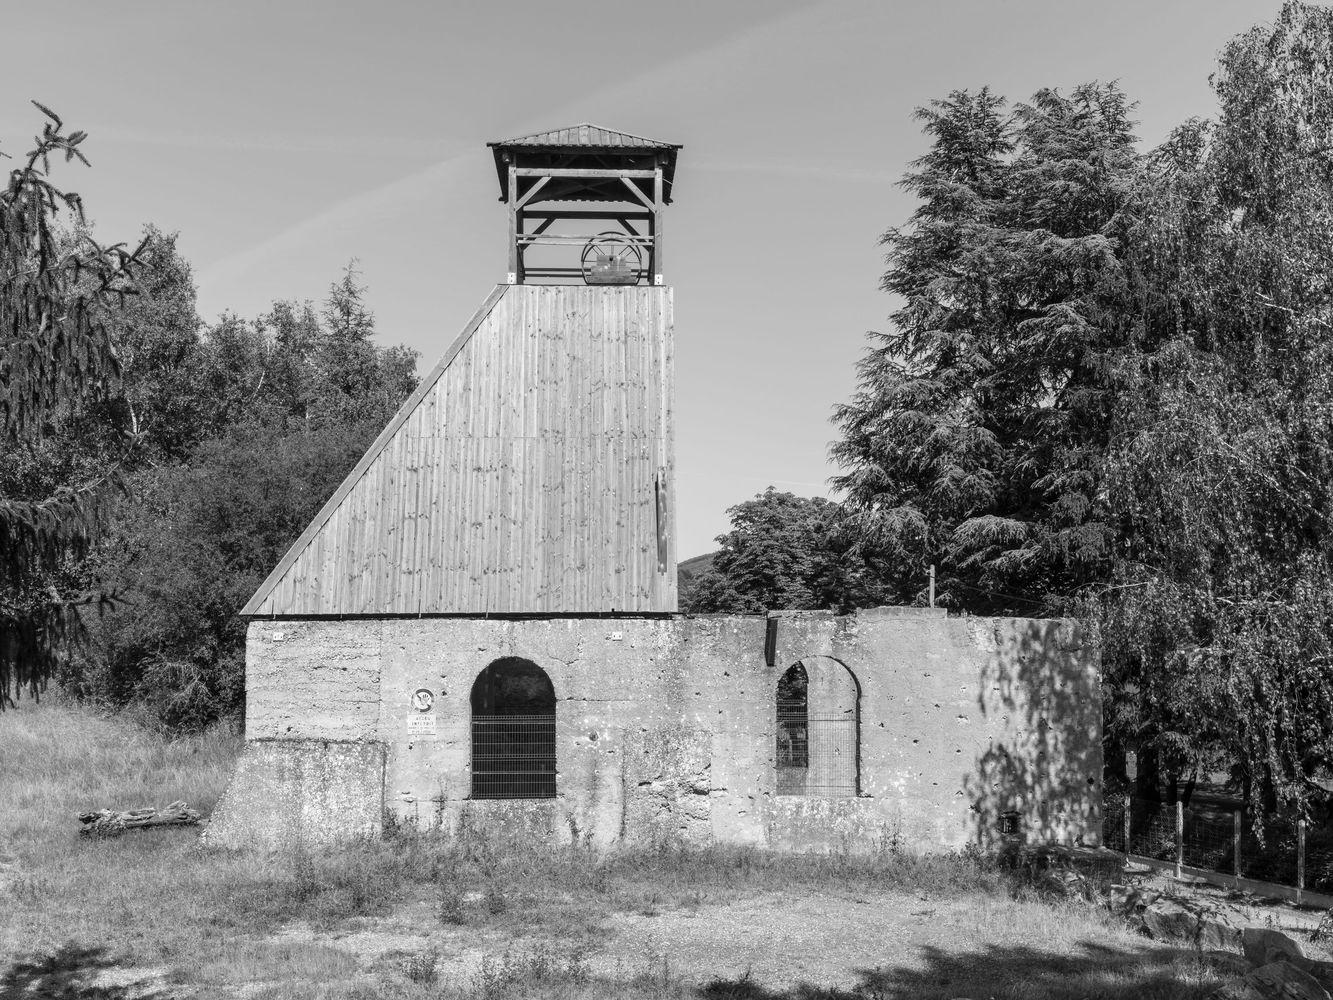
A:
[209,608,1101,852]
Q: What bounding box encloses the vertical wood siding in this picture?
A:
[245,284,676,615]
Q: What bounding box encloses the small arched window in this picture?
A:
[776,658,859,797]
[470,657,556,799]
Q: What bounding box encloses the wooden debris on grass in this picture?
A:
[77,801,201,837]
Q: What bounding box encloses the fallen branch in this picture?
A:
[77,800,201,838]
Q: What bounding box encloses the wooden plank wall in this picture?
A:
[248,285,675,616]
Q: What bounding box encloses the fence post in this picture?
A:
[1123,794,1132,856]
[1298,819,1306,907]
[1233,810,1242,879]
[1174,800,1184,879]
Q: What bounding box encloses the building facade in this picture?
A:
[207,127,1102,853]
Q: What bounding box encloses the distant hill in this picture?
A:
[677,551,717,607]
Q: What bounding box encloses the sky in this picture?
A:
[5,0,1285,557]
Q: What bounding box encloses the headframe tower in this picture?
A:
[242,125,682,616]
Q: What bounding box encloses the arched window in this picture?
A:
[776,658,859,797]
[470,657,556,799]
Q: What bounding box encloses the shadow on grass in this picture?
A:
[696,939,1225,1000]
[0,943,172,999]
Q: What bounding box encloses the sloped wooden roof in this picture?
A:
[488,123,681,203]
[488,123,680,151]
[242,283,676,617]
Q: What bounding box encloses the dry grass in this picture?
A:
[0,698,1235,999]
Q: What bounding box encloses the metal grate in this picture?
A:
[777,713,858,797]
[471,714,557,799]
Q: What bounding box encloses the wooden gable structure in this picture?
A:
[242,283,676,617]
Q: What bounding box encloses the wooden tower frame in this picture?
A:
[488,124,681,286]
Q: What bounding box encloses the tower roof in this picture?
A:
[488,123,681,203]
[488,123,680,151]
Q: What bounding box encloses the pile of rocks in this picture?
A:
[1107,880,1333,1000]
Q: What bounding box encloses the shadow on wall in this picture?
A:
[694,939,1219,999]
[963,619,1102,849]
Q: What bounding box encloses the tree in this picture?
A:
[1,103,144,705]
[831,83,1139,615]
[832,2,1333,819]
[684,488,894,614]
[70,267,419,726]
[1099,1,1333,818]
[100,226,205,462]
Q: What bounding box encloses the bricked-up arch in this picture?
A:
[776,657,859,797]
[470,658,556,799]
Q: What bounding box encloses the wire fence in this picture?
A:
[1104,795,1316,897]
[776,714,858,797]
[471,714,557,799]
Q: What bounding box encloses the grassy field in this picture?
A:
[0,696,1236,999]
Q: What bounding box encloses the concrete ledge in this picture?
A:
[203,739,386,851]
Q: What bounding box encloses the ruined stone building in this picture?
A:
[208,126,1102,852]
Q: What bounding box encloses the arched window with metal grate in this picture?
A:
[776,657,859,797]
[470,657,557,799]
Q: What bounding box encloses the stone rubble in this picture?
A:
[1063,863,1333,1000]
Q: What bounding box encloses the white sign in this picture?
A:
[406,714,437,738]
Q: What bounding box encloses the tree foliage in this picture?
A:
[68,262,417,727]
[683,488,894,614]
[832,1,1333,818]
[1,103,145,705]
[831,82,1138,615]
[1098,1,1333,815]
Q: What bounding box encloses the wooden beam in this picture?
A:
[521,178,621,204]
[517,234,651,244]
[516,207,527,283]
[516,167,656,178]
[515,176,550,210]
[531,217,555,237]
[620,177,654,209]
[653,165,664,284]
[240,286,511,616]
[617,217,640,237]
[522,209,651,220]
[507,162,518,283]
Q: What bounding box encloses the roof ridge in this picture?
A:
[574,122,666,143]
[489,123,679,147]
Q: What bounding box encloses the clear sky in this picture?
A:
[5,0,1283,557]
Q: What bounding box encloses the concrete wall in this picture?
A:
[210,608,1101,853]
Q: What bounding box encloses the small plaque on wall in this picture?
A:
[406,714,438,738]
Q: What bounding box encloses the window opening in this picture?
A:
[470,657,556,799]
[776,659,858,797]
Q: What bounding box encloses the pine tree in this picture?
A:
[832,84,1138,615]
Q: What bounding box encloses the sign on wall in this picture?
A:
[406,714,437,737]
[406,688,437,738]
